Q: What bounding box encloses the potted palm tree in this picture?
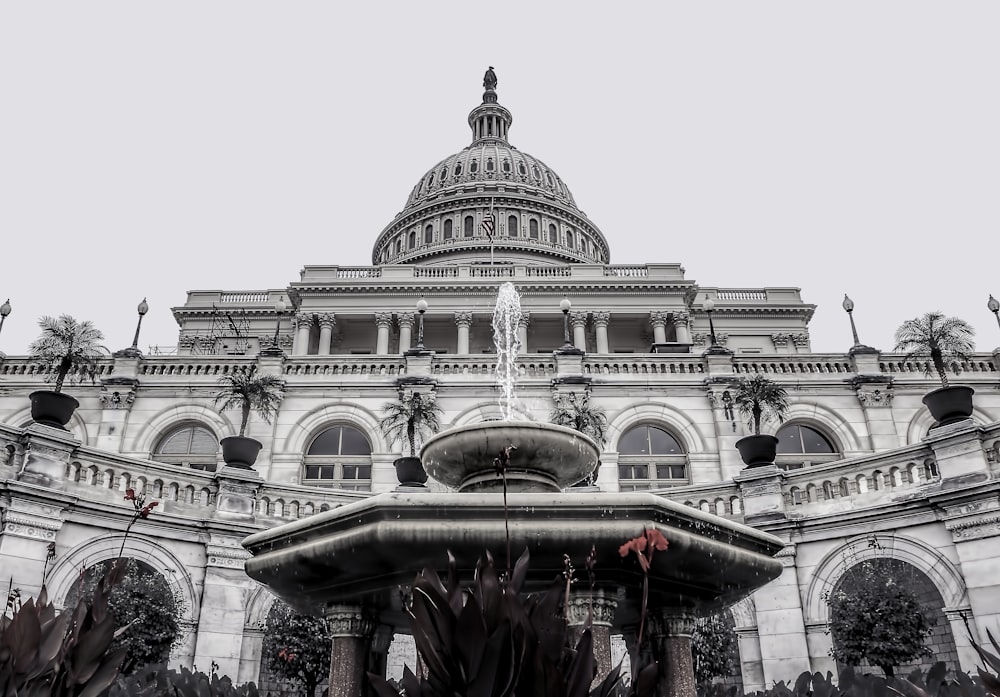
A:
[550,390,607,486]
[379,391,444,486]
[894,311,976,426]
[213,368,285,468]
[28,315,109,428]
[733,374,790,467]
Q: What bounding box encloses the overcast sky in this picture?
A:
[2,2,998,356]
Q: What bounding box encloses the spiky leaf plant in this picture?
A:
[212,368,284,437]
[550,391,608,445]
[893,312,975,388]
[379,391,444,457]
[28,315,109,393]
[732,375,790,436]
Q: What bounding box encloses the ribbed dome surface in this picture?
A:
[404,144,577,211]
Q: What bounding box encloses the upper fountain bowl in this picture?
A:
[421,421,599,492]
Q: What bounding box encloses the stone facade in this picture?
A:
[2,71,1000,691]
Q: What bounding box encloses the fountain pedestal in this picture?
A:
[649,613,698,697]
[325,605,376,697]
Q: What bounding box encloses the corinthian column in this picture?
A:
[455,311,473,355]
[566,591,619,684]
[397,312,414,353]
[317,313,336,355]
[650,311,668,345]
[375,312,393,355]
[325,605,375,697]
[571,311,588,352]
[648,612,697,697]
[593,311,610,353]
[292,312,312,356]
[673,311,691,344]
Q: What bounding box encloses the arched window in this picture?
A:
[464,216,474,237]
[486,158,495,172]
[153,423,218,472]
[424,224,433,244]
[617,424,687,491]
[443,219,453,239]
[408,230,416,249]
[775,423,839,470]
[502,160,511,173]
[440,167,447,181]
[470,160,479,173]
[529,219,539,239]
[454,162,463,176]
[518,162,527,176]
[547,223,556,241]
[565,231,574,249]
[303,425,372,491]
[507,215,518,236]
[532,165,540,179]
[394,238,402,254]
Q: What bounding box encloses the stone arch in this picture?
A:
[450,402,506,427]
[244,584,278,628]
[762,402,864,453]
[4,406,91,445]
[906,405,994,445]
[47,533,200,623]
[606,402,707,454]
[729,595,757,630]
[128,403,232,455]
[804,533,968,625]
[284,402,386,454]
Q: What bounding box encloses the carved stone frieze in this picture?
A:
[855,387,893,407]
[206,544,252,569]
[325,606,376,638]
[565,593,618,627]
[946,515,1000,541]
[99,386,136,410]
[2,513,62,541]
[770,333,790,348]
[647,612,697,638]
[791,333,810,348]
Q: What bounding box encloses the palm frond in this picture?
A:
[379,392,445,456]
[732,375,790,435]
[893,311,975,386]
[27,314,109,390]
[213,369,285,431]
[550,392,608,444]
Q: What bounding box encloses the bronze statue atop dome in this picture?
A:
[483,66,497,91]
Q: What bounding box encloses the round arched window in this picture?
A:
[153,423,218,472]
[617,424,687,491]
[304,425,372,491]
[775,424,838,470]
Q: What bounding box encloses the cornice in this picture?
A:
[288,282,698,296]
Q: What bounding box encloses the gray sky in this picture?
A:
[2,2,998,356]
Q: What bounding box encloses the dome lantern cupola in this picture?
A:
[468,66,512,144]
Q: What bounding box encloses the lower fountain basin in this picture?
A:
[420,421,600,492]
[242,491,784,629]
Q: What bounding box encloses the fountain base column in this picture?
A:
[566,591,619,684]
[649,612,697,697]
[325,605,376,697]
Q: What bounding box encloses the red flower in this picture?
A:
[138,501,159,519]
[124,489,136,501]
[645,528,668,554]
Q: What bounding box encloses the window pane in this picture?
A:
[618,427,649,455]
[647,427,682,454]
[340,427,371,455]
[308,428,343,455]
[189,427,218,454]
[157,429,192,454]
[800,426,835,453]
[776,425,805,454]
[343,465,372,480]
[305,465,321,479]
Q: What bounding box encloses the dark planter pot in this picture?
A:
[923,385,975,426]
[736,435,780,468]
[221,436,263,469]
[394,456,428,487]
[29,391,79,429]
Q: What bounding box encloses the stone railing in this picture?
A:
[283,357,406,377]
[431,355,556,378]
[583,356,706,376]
[414,267,459,278]
[732,355,856,377]
[879,357,998,376]
[0,358,116,379]
[139,356,256,378]
[336,267,382,279]
[255,482,368,521]
[655,480,745,519]
[716,290,768,301]
[603,265,648,278]
[219,292,269,304]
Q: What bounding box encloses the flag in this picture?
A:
[481,200,495,242]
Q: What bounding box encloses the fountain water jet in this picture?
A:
[493,281,522,421]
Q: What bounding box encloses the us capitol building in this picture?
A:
[1,70,999,691]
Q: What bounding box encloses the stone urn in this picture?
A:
[29,391,79,429]
[221,436,263,469]
[923,385,975,426]
[736,434,779,468]
[393,456,428,487]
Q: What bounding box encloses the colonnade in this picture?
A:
[289,310,692,356]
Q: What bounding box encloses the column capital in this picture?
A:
[454,311,473,328]
[593,311,611,327]
[570,310,589,328]
[293,311,313,327]
[791,332,810,348]
[672,310,689,324]
[770,332,790,348]
[565,591,618,627]
[375,312,394,328]
[649,310,669,327]
[647,611,698,639]
[518,311,530,328]
[317,313,337,329]
[324,605,377,638]
[397,312,415,329]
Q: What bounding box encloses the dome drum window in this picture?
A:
[617,424,687,491]
[424,224,433,244]
[443,219,453,239]
[463,216,474,237]
[303,425,373,492]
[507,215,518,237]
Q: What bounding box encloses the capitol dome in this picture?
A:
[372,69,609,266]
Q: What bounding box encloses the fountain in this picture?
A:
[242,283,784,697]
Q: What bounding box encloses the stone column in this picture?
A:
[517,311,530,353]
[648,612,697,697]
[0,495,64,600]
[292,312,312,356]
[650,311,668,345]
[673,311,690,345]
[317,313,336,356]
[571,311,588,352]
[455,311,473,355]
[735,627,765,693]
[747,544,812,684]
[593,312,610,354]
[326,605,376,697]
[566,591,619,684]
[375,312,393,355]
[193,536,255,681]
[96,381,138,452]
[17,423,79,491]
[397,312,414,353]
